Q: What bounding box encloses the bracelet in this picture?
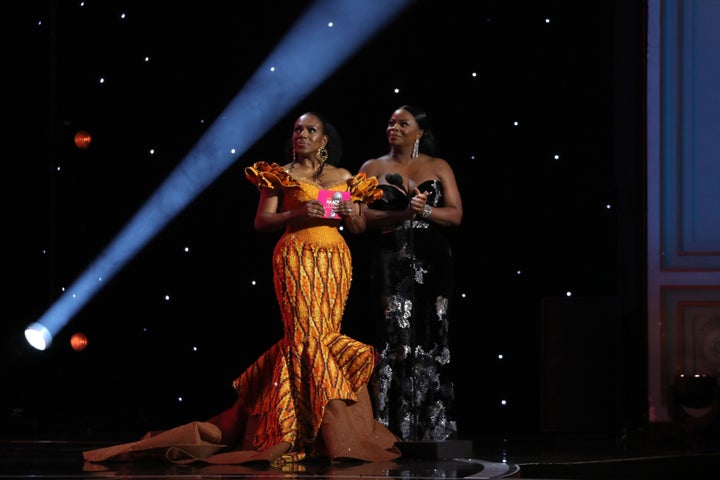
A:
[421,204,432,219]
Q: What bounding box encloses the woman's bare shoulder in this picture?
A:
[359,155,390,173]
[428,155,453,170]
[322,165,353,186]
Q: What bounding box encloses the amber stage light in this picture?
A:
[70,332,88,351]
[74,130,92,149]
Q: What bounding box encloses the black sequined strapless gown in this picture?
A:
[367,179,457,442]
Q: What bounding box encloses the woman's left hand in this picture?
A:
[336,200,356,217]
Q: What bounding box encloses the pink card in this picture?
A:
[318,190,350,218]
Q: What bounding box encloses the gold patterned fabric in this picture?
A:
[228,162,397,463]
[82,163,397,467]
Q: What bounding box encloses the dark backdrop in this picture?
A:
[3,0,646,443]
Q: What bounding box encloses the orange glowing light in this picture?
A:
[70,332,88,351]
[74,130,92,150]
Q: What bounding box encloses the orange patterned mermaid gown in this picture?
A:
[225,161,399,463]
[83,162,398,466]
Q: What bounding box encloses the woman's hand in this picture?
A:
[336,200,357,218]
[409,189,429,218]
[304,199,326,218]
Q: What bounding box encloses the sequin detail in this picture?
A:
[368,179,458,441]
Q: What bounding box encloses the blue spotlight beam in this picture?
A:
[27,0,413,348]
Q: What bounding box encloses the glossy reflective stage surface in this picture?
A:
[2,439,519,479]
[2,429,719,479]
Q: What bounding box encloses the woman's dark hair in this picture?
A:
[398,104,437,157]
[285,111,343,167]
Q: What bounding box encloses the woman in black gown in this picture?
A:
[358,105,463,442]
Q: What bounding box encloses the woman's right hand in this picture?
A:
[304,199,326,218]
[409,189,428,218]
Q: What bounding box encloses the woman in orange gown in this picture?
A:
[84,112,399,467]
[223,112,399,463]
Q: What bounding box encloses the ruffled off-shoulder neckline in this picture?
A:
[245,161,382,205]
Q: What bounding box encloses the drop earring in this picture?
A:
[411,139,419,159]
[317,146,329,163]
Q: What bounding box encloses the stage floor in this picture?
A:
[2,428,719,479]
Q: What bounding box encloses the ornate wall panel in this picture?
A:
[647,0,720,422]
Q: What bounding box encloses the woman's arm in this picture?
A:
[253,187,313,232]
[411,158,463,228]
[362,202,414,228]
[341,201,367,234]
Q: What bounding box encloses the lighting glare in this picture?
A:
[24,0,413,350]
[24,323,52,351]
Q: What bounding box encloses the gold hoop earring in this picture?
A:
[317,146,329,163]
